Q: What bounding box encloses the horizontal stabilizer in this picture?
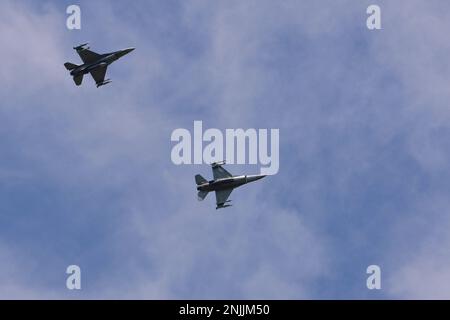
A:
[195,174,208,185]
[64,62,78,71]
[73,74,83,86]
[198,190,209,201]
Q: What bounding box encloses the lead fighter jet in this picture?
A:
[64,43,135,88]
[195,162,266,209]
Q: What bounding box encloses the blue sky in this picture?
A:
[1,0,450,299]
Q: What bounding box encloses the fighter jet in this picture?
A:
[195,161,266,209]
[64,43,135,88]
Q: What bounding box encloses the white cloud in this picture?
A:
[0,1,68,94]
[386,196,450,299]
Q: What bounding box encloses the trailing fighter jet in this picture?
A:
[64,43,135,88]
[195,162,266,209]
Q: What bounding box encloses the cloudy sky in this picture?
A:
[0,0,449,299]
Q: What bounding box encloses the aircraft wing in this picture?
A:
[77,49,102,64]
[212,164,232,180]
[90,65,107,85]
[215,188,233,206]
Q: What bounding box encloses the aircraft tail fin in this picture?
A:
[64,62,78,71]
[73,74,83,86]
[195,174,208,185]
[197,190,209,201]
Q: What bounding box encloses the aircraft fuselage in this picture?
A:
[197,174,266,192]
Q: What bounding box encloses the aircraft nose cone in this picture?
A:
[246,175,267,183]
[117,47,135,58]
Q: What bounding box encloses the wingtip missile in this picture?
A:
[216,204,232,210]
[211,160,226,168]
[216,200,232,209]
[96,79,112,88]
[73,43,89,51]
